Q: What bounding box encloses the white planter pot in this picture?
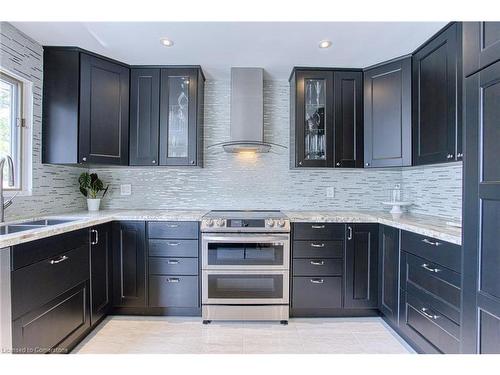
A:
[87,198,101,211]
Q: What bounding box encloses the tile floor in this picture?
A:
[72,316,414,354]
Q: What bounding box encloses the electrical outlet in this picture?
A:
[326,187,335,198]
[120,184,132,196]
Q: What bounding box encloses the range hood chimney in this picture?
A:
[222,67,271,153]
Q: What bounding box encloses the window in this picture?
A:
[0,70,31,193]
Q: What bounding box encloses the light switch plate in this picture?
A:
[326,187,335,198]
[120,184,132,196]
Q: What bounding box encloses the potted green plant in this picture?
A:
[78,172,109,211]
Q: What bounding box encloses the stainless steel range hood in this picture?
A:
[222,67,272,153]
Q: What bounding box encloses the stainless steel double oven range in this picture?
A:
[201,210,291,324]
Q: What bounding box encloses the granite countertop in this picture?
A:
[0,209,208,248]
[284,211,462,245]
[0,209,462,248]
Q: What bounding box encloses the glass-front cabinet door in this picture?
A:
[293,70,334,167]
[159,68,199,166]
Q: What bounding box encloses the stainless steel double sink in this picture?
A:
[0,219,77,235]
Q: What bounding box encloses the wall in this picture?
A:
[401,162,462,219]
[0,22,85,221]
[93,81,403,211]
[1,22,462,221]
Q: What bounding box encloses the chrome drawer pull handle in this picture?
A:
[167,278,180,283]
[421,307,440,320]
[421,263,441,273]
[166,224,179,228]
[167,242,180,246]
[310,260,325,266]
[310,243,325,248]
[50,255,68,265]
[310,278,324,284]
[311,225,325,229]
[91,229,99,245]
[422,238,441,246]
[347,226,353,241]
[167,260,179,265]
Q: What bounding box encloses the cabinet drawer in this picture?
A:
[12,244,90,320]
[400,289,460,354]
[148,275,199,308]
[292,276,342,309]
[401,231,461,273]
[407,282,460,325]
[148,222,199,239]
[401,252,461,309]
[293,259,343,276]
[149,257,198,275]
[11,229,88,270]
[293,223,345,240]
[293,240,344,258]
[12,282,90,354]
[148,239,198,257]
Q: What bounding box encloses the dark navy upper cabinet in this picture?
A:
[334,71,364,168]
[462,59,500,354]
[463,22,500,77]
[129,68,161,166]
[344,224,379,309]
[378,225,400,325]
[159,68,205,167]
[412,23,463,165]
[43,47,130,165]
[364,57,412,167]
[290,68,363,169]
[80,53,129,165]
[290,70,335,168]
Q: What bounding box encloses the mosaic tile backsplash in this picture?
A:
[1,22,462,221]
[92,80,463,220]
[0,22,85,221]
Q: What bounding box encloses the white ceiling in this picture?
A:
[11,22,447,79]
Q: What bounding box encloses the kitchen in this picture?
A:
[0,1,498,372]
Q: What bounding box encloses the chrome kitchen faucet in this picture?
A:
[0,155,15,222]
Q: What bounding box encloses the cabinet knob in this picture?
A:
[82,157,87,162]
[457,153,463,158]
[152,160,156,164]
[446,154,454,159]
[365,162,370,166]
[298,161,303,166]
[336,162,340,167]
[190,160,195,165]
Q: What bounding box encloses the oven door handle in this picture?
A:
[201,234,290,243]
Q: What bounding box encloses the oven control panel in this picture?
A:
[201,217,290,232]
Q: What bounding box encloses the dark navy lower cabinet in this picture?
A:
[462,57,500,354]
[378,225,400,325]
[90,224,112,326]
[344,224,379,309]
[112,221,147,309]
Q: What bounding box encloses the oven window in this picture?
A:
[207,242,284,266]
[207,274,284,299]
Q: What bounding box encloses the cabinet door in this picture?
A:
[159,68,199,166]
[378,225,400,324]
[12,282,90,354]
[112,222,146,308]
[344,224,378,308]
[364,58,412,167]
[79,53,129,165]
[129,68,160,166]
[462,60,500,354]
[292,70,334,167]
[464,22,500,77]
[90,224,112,326]
[412,23,460,165]
[334,71,363,168]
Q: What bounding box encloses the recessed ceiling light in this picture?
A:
[160,38,174,47]
[318,40,332,49]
